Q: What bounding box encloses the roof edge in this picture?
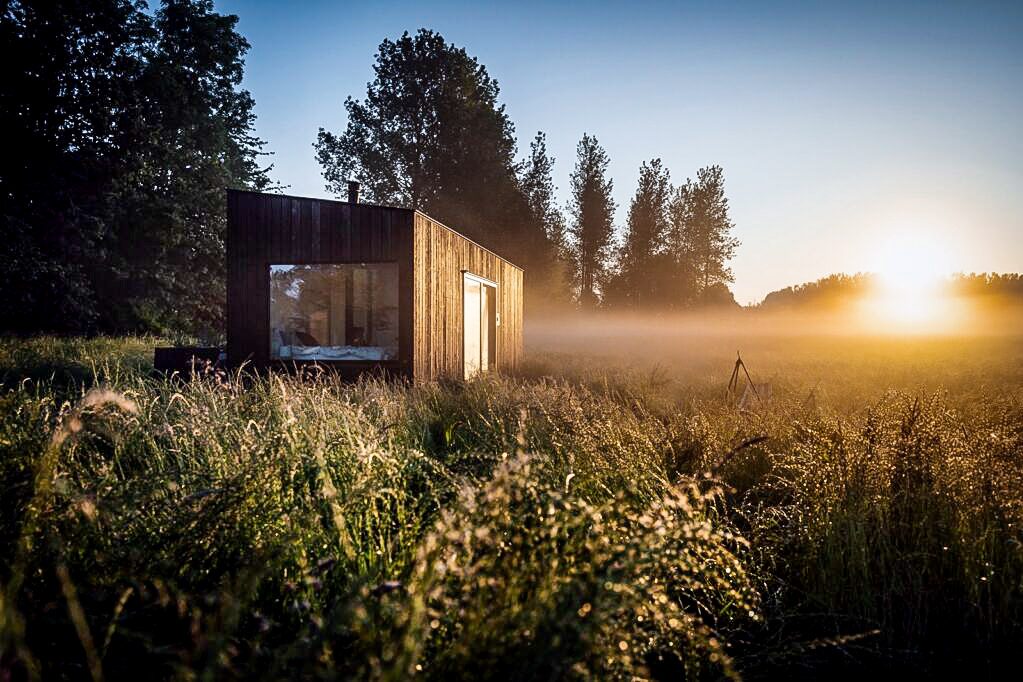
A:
[226,188,414,214]
[413,209,523,272]
[227,189,523,272]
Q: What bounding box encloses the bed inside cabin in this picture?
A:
[269,263,399,362]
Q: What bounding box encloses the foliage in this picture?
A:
[606,159,672,309]
[758,273,876,311]
[314,30,566,310]
[567,134,617,309]
[1,335,1022,678]
[519,132,572,311]
[314,30,744,314]
[521,133,568,257]
[948,272,1023,300]
[667,165,740,303]
[604,162,741,310]
[315,29,514,216]
[0,0,271,337]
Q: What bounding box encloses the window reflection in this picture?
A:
[269,264,398,361]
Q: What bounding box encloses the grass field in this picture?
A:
[1,331,1021,679]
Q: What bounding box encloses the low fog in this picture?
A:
[522,304,1023,401]
[527,302,1023,351]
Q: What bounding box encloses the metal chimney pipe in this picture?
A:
[347,180,361,204]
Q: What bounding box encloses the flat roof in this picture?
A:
[228,188,522,271]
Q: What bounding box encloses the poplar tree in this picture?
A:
[688,165,740,296]
[614,158,671,307]
[519,132,570,308]
[665,165,739,306]
[567,134,616,308]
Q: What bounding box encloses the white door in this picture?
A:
[479,282,490,373]
[463,277,482,378]
[463,273,497,379]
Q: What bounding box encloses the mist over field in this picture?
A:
[526,306,1023,375]
[521,306,1023,424]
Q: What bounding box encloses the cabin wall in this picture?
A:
[412,212,524,381]
[227,190,414,368]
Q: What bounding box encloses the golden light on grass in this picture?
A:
[860,231,957,332]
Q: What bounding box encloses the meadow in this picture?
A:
[1,327,1021,680]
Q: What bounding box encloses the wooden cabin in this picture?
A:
[225,187,523,381]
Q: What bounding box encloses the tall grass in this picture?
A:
[743,391,1023,673]
[1,336,1021,679]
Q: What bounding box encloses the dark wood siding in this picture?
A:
[227,190,414,369]
[227,190,523,381]
[412,212,524,381]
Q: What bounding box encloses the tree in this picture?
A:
[687,165,740,294]
[609,159,671,308]
[0,0,150,332]
[663,179,698,308]
[519,132,570,309]
[664,165,739,307]
[315,29,569,308]
[315,29,521,253]
[0,0,270,335]
[567,134,616,309]
[520,133,566,258]
[758,273,872,311]
[100,0,272,335]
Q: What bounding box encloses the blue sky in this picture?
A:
[217,0,1022,304]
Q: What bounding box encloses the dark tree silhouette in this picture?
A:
[664,165,739,306]
[1,0,148,332]
[758,272,1023,311]
[314,31,517,246]
[0,0,270,335]
[567,134,616,309]
[315,30,565,308]
[608,159,672,308]
[758,273,874,311]
[315,29,516,212]
[663,179,698,307]
[519,132,570,309]
[687,165,740,295]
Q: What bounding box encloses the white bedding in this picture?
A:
[279,345,392,361]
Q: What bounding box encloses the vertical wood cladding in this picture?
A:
[227,189,523,381]
[411,212,523,381]
[227,190,413,369]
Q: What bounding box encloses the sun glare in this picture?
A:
[863,232,954,330]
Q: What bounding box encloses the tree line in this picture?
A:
[758,272,1023,312]
[317,29,741,314]
[2,10,739,336]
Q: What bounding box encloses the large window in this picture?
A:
[269,264,398,361]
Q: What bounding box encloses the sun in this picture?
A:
[863,231,953,329]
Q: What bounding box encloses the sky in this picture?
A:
[216,0,1022,304]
